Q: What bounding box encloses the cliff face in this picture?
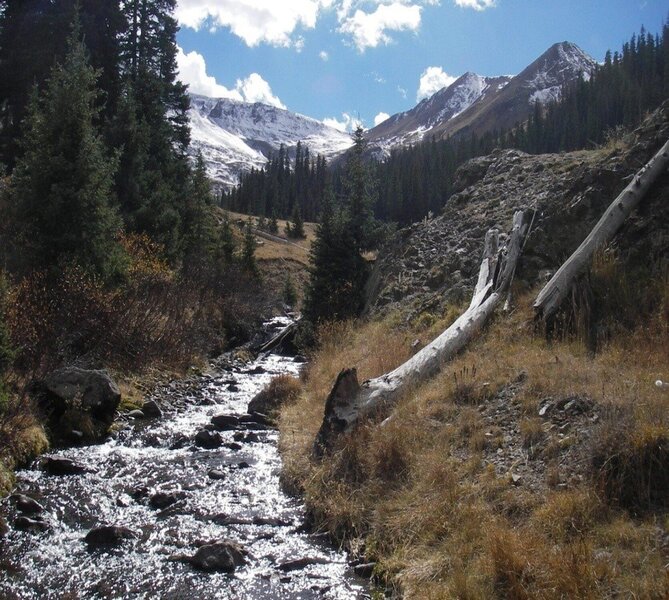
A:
[365,101,669,320]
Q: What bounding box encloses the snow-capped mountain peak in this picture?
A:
[188,94,353,189]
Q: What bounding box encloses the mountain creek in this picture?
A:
[0,318,369,599]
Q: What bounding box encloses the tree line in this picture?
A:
[228,22,669,231]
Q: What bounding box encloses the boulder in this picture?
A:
[10,493,45,515]
[188,540,247,573]
[210,414,240,430]
[194,430,223,449]
[39,367,121,443]
[208,469,227,481]
[149,492,179,510]
[42,456,89,476]
[14,515,49,533]
[84,525,137,546]
[141,400,163,418]
[0,515,8,537]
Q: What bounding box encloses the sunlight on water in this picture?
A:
[0,328,369,599]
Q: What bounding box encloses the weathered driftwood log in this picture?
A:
[258,320,299,353]
[314,211,528,455]
[534,138,669,321]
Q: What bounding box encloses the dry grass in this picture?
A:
[279,268,669,597]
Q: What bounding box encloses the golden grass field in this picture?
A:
[279,258,669,598]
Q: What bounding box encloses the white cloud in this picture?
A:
[397,85,408,99]
[323,112,363,132]
[175,0,334,47]
[374,112,390,126]
[235,73,286,108]
[416,66,457,101]
[454,0,496,10]
[177,47,243,99]
[339,2,422,51]
[177,47,285,108]
[319,50,330,61]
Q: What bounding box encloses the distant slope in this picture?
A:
[188,95,353,189]
[365,42,596,157]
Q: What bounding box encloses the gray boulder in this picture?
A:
[188,540,247,573]
[84,525,137,546]
[40,367,121,442]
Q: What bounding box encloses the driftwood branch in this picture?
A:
[534,138,669,321]
[314,210,528,455]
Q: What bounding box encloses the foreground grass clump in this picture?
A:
[279,286,669,598]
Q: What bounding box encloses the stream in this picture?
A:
[0,318,369,599]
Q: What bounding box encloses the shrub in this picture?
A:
[591,411,669,512]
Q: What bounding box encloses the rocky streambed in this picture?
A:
[0,319,369,599]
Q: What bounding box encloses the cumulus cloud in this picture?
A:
[177,47,285,108]
[323,112,363,132]
[235,73,286,108]
[416,66,457,101]
[374,112,390,126]
[454,0,496,10]
[175,0,333,47]
[319,50,330,61]
[339,2,422,51]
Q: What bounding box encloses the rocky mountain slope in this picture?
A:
[365,100,669,320]
[365,42,597,157]
[188,94,353,189]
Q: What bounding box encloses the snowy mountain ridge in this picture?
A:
[188,94,353,189]
[365,41,597,157]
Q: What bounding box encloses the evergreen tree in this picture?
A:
[303,191,368,324]
[181,152,216,267]
[268,211,279,234]
[10,22,123,279]
[218,213,235,264]
[282,274,297,307]
[343,126,377,251]
[287,203,305,239]
[241,220,257,274]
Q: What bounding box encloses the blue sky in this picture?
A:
[175,0,668,131]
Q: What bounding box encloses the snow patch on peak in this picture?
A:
[188,94,353,189]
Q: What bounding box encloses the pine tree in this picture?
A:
[218,213,235,264]
[303,190,368,324]
[241,220,257,274]
[10,21,123,279]
[287,203,305,239]
[181,152,216,267]
[343,126,378,251]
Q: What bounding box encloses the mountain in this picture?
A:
[188,94,353,189]
[366,72,512,156]
[365,42,597,156]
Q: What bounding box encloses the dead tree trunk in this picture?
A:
[314,211,528,455]
[534,138,669,322]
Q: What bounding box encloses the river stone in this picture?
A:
[42,456,89,476]
[10,494,45,515]
[0,515,8,537]
[188,540,247,573]
[208,469,227,480]
[141,400,163,418]
[126,409,145,419]
[39,367,121,443]
[14,516,49,533]
[194,430,223,449]
[149,492,179,510]
[210,414,240,430]
[277,556,330,572]
[85,526,137,546]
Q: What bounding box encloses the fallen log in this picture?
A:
[534,138,669,322]
[258,319,300,354]
[314,211,528,455]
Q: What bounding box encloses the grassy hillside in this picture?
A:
[279,257,669,598]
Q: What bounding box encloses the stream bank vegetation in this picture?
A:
[279,252,669,598]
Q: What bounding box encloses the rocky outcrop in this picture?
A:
[37,367,121,443]
[365,101,669,320]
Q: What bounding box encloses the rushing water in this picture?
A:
[0,320,369,599]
